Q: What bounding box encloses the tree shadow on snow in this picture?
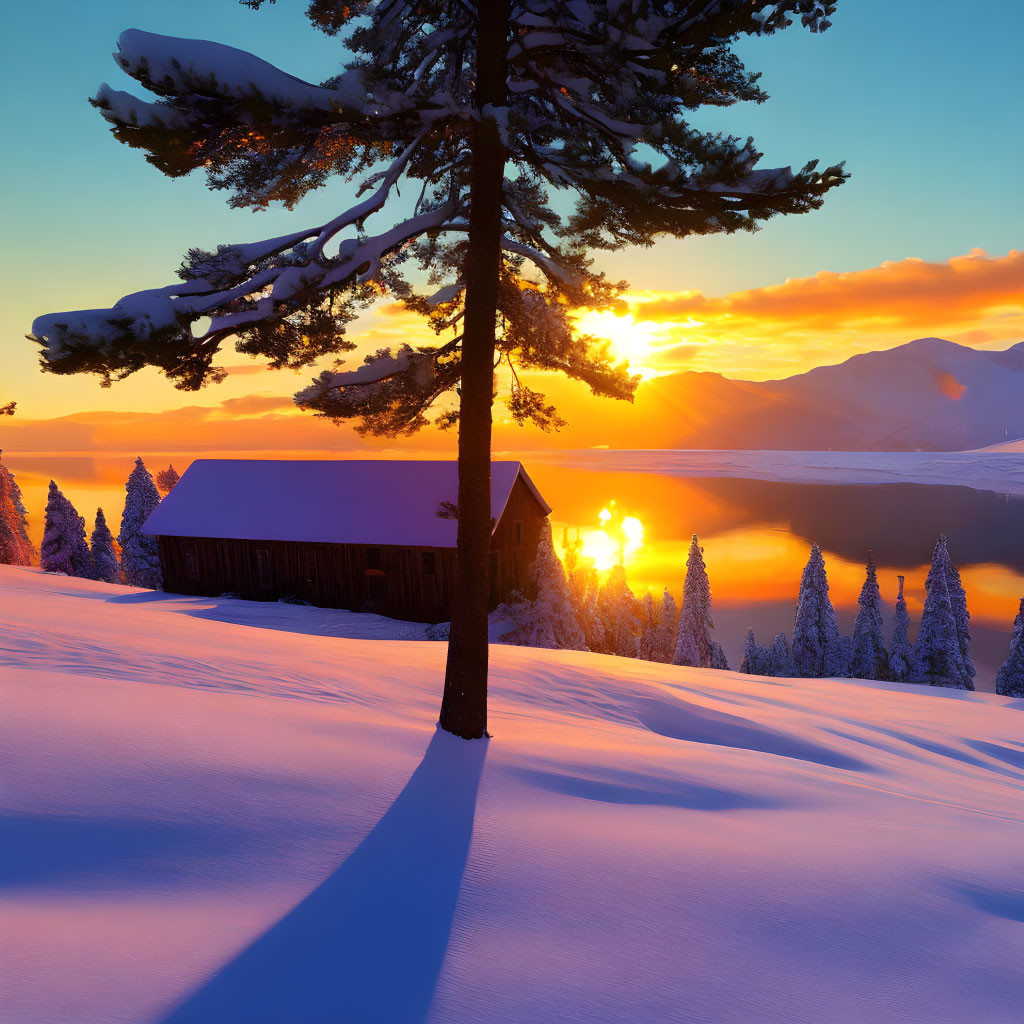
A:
[160,728,487,1024]
[950,882,1024,924]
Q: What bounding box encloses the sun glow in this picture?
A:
[573,310,664,375]
[576,502,645,572]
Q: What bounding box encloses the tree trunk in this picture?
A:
[438,0,510,740]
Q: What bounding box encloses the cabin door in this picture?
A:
[299,546,322,605]
[363,568,388,613]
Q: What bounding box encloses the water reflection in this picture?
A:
[529,466,1024,689]
[3,453,1021,687]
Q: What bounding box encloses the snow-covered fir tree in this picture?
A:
[673,535,717,668]
[657,588,679,664]
[995,598,1024,698]
[155,464,180,494]
[739,628,771,676]
[925,536,975,688]
[502,519,586,651]
[119,458,163,590]
[580,581,607,656]
[851,552,887,680]
[40,481,91,577]
[710,642,730,671]
[0,462,33,566]
[31,3,846,738]
[636,592,661,662]
[90,508,122,584]
[888,575,915,683]
[769,632,795,677]
[913,537,971,689]
[599,564,639,659]
[792,543,847,677]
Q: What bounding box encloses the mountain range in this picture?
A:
[3,338,1022,454]
[576,337,1024,452]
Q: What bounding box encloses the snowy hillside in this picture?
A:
[3,566,1023,1024]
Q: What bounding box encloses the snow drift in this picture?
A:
[2,566,1022,1023]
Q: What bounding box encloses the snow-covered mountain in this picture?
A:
[653,338,1024,451]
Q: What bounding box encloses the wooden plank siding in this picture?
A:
[155,474,548,623]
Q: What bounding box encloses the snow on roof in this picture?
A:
[143,460,550,547]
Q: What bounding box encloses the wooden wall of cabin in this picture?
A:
[489,475,547,604]
[157,535,457,622]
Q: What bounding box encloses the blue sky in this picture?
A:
[2,0,1021,416]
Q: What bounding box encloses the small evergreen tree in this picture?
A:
[657,588,678,664]
[40,481,91,576]
[119,457,163,589]
[769,632,795,677]
[739,627,771,676]
[913,537,971,689]
[851,551,888,680]
[502,519,586,651]
[155,464,181,494]
[636,592,660,662]
[599,564,639,659]
[994,598,1024,698]
[580,580,607,656]
[929,536,975,688]
[888,575,915,683]
[0,462,33,566]
[90,507,122,584]
[673,535,716,667]
[710,642,730,671]
[792,543,846,677]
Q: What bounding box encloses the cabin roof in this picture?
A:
[142,459,550,547]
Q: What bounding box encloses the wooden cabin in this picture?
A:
[143,459,551,623]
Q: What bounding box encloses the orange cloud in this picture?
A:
[634,249,1023,330]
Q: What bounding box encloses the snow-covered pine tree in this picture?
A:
[580,580,608,656]
[791,543,846,677]
[90,508,122,584]
[913,538,971,689]
[673,534,716,668]
[710,642,730,671]
[40,481,91,576]
[769,632,795,677]
[657,588,679,664]
[599,564,639,659]
[739,627,770,675]
[503,518,587,651]
[0,462,33,566]
[994,598,1024,698]
[888,575,915,683]
[927,536,975,688]
[155,464,180,494]
[851,551,887,680]
[636,592,660,662]
[31,3,846,738]
[119,458,163,590]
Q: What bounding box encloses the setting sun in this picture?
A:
[573,310,664,376]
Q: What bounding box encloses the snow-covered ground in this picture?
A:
[3,566,1023,1024]
[519,448,1024,495]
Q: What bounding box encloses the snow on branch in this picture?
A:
[110,29,365,111]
